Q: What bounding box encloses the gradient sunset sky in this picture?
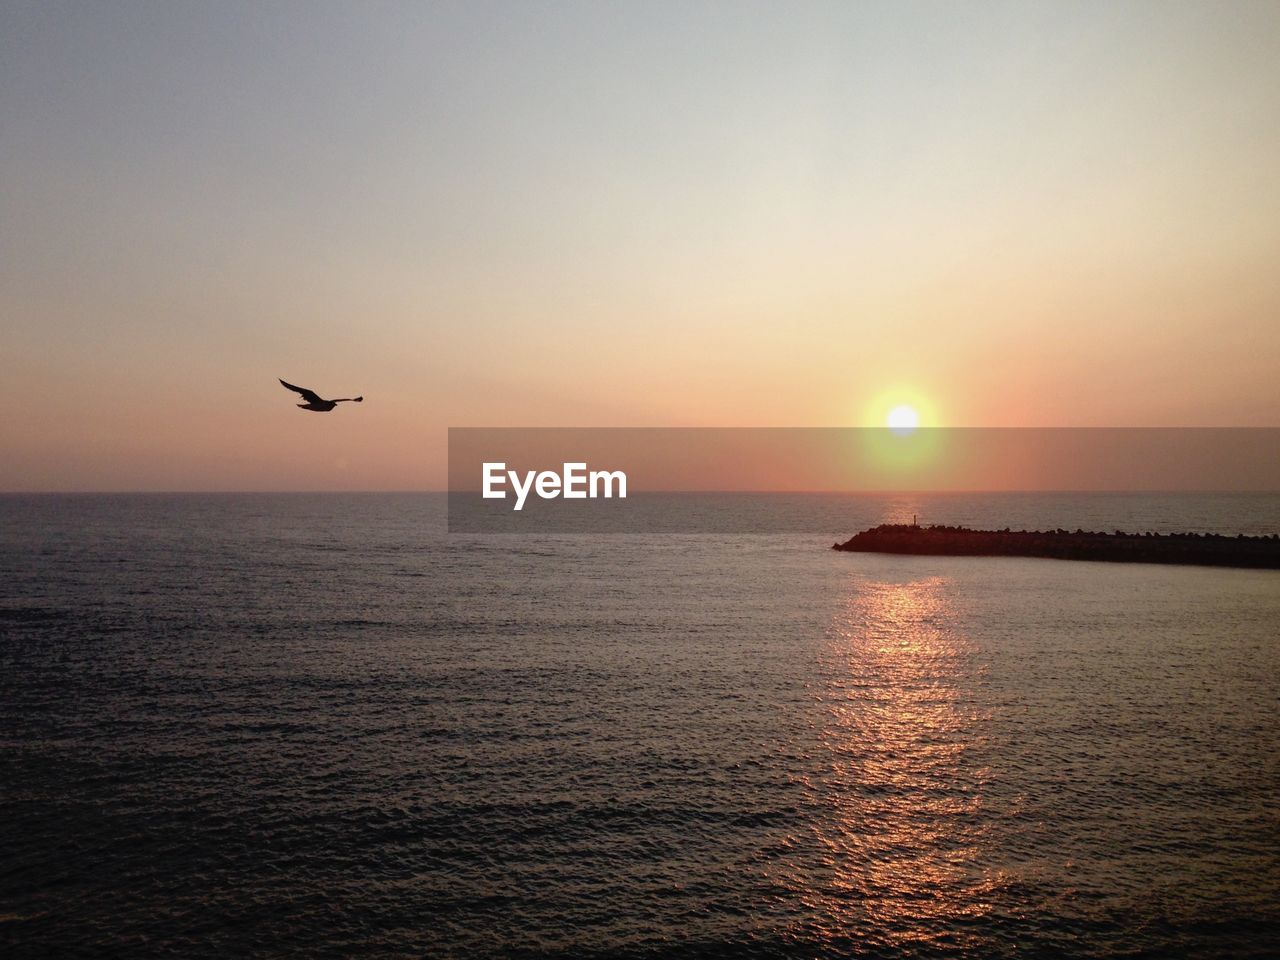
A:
[3,1,1278,491]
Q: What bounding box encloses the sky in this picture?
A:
[2,1,1278,491]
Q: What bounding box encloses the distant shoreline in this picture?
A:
[834,524,1280,569]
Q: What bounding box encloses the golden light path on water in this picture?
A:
[793,571,1012,953]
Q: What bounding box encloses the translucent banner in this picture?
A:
[447,428,1280,533]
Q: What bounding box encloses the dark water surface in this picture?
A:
[2,494,1279,957]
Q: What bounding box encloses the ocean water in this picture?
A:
[2,493,1279,958]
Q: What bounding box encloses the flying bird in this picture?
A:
[279,379,363,412]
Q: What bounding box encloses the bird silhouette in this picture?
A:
[279,379,363,412]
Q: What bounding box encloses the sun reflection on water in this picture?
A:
[792,573,1003,953]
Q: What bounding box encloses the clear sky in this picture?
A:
[3,1,1278,491]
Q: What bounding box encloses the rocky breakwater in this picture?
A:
[833,524,1280,569]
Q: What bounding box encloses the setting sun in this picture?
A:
[864,389,938,433]
[887,405,920,433]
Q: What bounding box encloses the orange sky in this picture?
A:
[2,3,1278,491]
[447,429,1280,493]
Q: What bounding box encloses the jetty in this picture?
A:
[833,524,1280,569]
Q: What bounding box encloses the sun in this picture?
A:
[886,404,920,433]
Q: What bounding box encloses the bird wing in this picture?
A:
[279,379,324,404]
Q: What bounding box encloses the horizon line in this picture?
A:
[4,488,1280,496]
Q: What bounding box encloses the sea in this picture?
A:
[2,492,1278,958]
